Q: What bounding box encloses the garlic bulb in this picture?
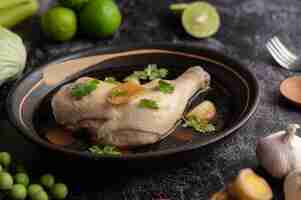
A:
[256,124,301,178]
[284,169,301,200]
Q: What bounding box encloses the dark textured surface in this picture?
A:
[2,0,301,199]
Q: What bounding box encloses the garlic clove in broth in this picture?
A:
[256,124,301,178]
[284,169,301,200]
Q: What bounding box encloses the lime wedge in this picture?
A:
[169,3,189,16]
[182,2,220,38]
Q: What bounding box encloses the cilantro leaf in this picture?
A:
[88,145,121,156]
[110,89,128,97]
[183,116,216,133]
[138,99,159,109]
[158,80,175,94]
[71,79,100,98]
[146,64,168,80]
[124,64,168,82]
[158,68,168,77]
[123,75,140,84]
[133,70,148,80]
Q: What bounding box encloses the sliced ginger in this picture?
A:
[107,82,144,105]
[228,168,273,200]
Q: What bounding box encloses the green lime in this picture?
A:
[10,184,27,200]
[41,7,77,42]
[169,3,190,16]
[182,2,220,38]
[79,0,122,38]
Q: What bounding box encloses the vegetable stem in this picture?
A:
[285,124,300,143]
[0,0,29,9]
[0,0,39,28]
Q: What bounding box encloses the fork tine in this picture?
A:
[268,40,294,65]
[273,37,298,60]
[270,37,298,61]
[266,43,287,68]
[266,42,291,69]
[267,42,294,67]
[270,39,296,67]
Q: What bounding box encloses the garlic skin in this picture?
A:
[284,169,301,200]
[256,124,301,178]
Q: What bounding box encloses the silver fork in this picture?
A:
[266,36,299,71]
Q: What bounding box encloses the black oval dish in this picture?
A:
[7,44,260,160]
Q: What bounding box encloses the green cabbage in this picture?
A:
[0,26,26,85]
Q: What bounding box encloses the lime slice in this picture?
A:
[169,3,189,16]
[182,2,220,38]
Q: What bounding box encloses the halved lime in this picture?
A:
[169,3,189,16]
[182,2,220,38]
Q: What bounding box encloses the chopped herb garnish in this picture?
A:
[158,80,175,94]
[110,89,128,97]
[123,76,140,84]
[123,72,146,82]
[124,64,168,82]
[183,116,216,133]
[71,79,100,98]
[133,70,148,80]
[88,145,121,156]
[146,64,168,80]
[138,99,159,109]
[124,75,140,83]
[104,77,120,84]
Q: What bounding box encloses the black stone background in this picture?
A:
[2,0,301,199]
